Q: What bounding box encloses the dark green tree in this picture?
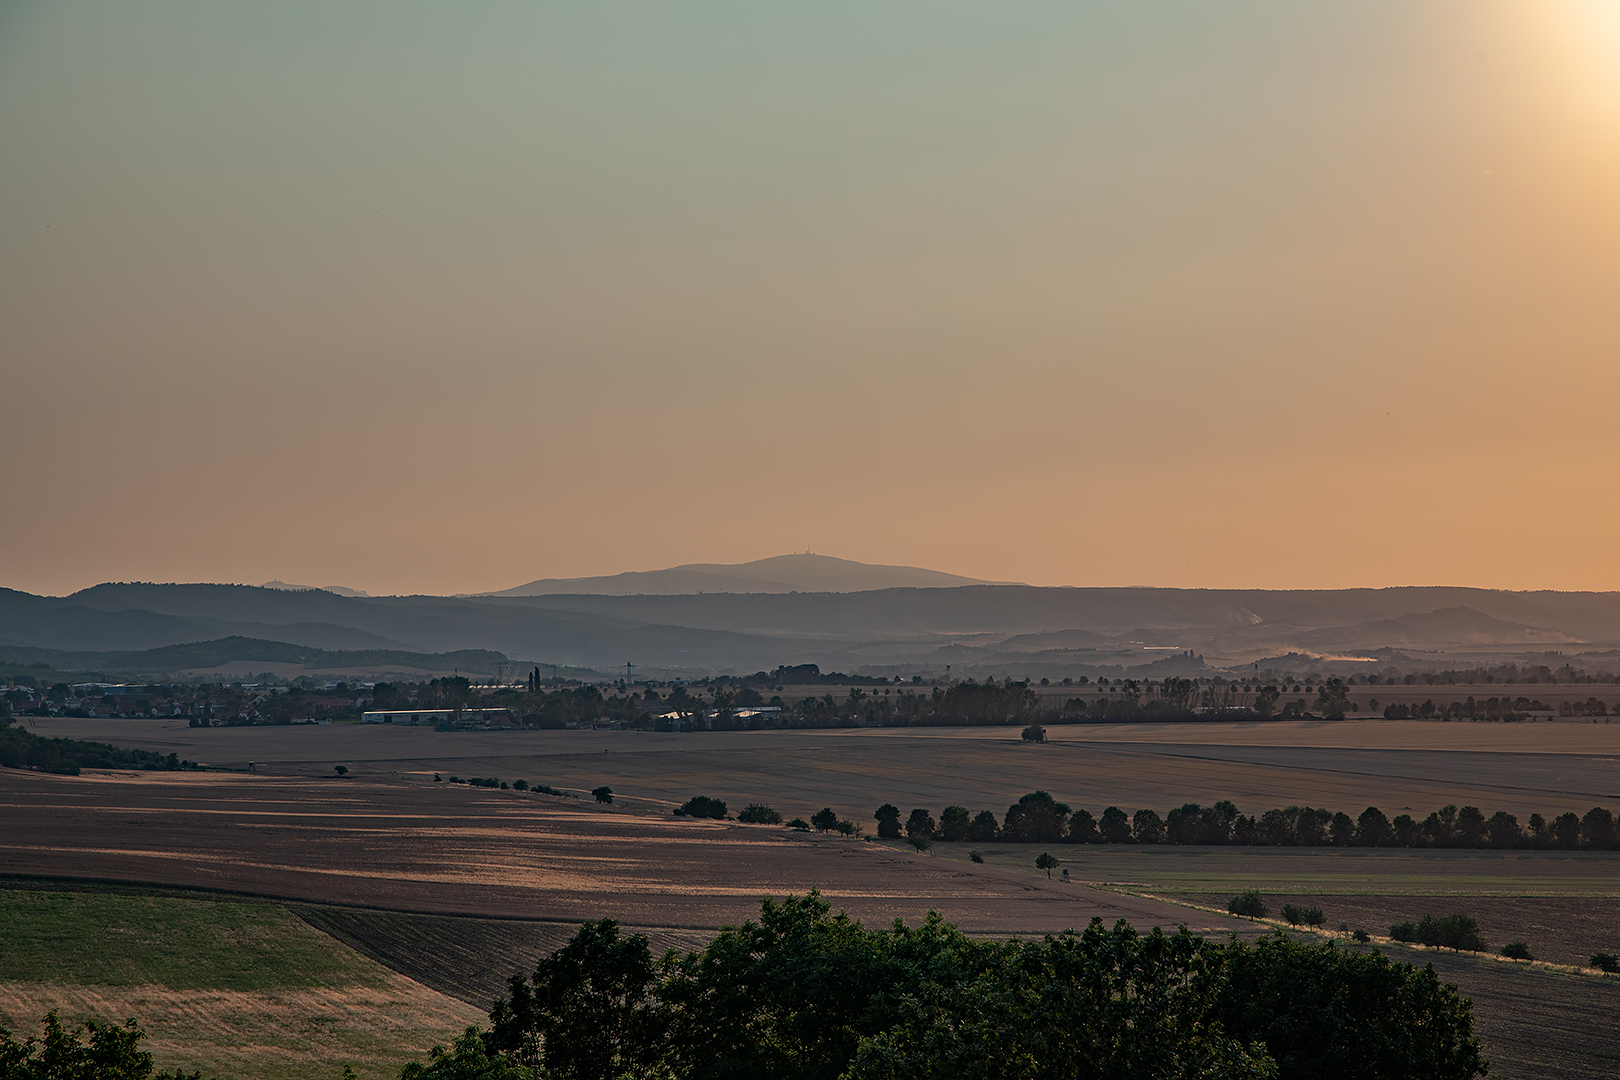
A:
[1002,791,1069,844]
[873,804,902,840]
[592,786,614,804]
[1099,805,1132,844]
[1034,851,1059,878]
[938,806,970,842]
[811,807,840,832]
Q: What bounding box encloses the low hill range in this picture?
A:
[480,553,1010,596]
[4,555,1620,679]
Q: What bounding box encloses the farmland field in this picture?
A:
[18,717,1620,821]
[8,717,1620,1078]
[0,887,480,1080]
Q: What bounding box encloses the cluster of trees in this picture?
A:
[0,714,198,775]
[675,796,728,819]
[1390,915,1485,953]
[411,891,1487,1080]
[859,794,1620,851]
[0,1011,204,1080]
[1381,697,1548,721]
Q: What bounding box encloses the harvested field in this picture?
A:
[0,888,480,1080]
[0,769,1255,939]
[21,718,1620,820]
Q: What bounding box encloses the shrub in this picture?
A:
[678,795,727,819]
[1352,928,1371,943]
[968,850,984,863]
[788,817,811,831]
[592,786,614,804]
[1020,723,1046,743]
[512,779,528,791]
[737,803,781,825]
[1591,952,1619,973]
[1228,890,1268,918]
[810,807,839,832]
[1499,942,1533,961]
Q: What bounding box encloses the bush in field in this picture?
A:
[810,807,839,832]
[1228,890,1269,918]
[592,785,614,804]
[737,803,781,824]
[677,795,727,819]
[1591,952,1620,973]
[968,850,984,863]
[1499,941,1533,961]
[1020,723,1046,743]
[788,817,810,831]
[511,779,528,791]
[1352,928,1372,943]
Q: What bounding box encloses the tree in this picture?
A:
[738,803,781,825]
[484,919,659,1078]
[810,807,840,832]
[1356,806,1394,847]
[402,1025,536,1079]
[938,805,970,842]
[1499,942,1533,961]
[905,808,936,846]
[1066,808,1099,844]
[1020,723,1045,743]
[1002,791,1070,843]
[965,809,1000,843]
[0,1012,188,1080]
[1228,890,1268,918]
[1314,678,1352,719]
[1552,811,1582,849]
[1132,808,1166,845]
[1034,851,1059,878]
[1591,952,1619,973]
[1329,812,1356,846]
[873,804,902,839]
[592,786,614,804]
[334,765,348,776]
[1486,810,1521,849]
[678,796,727,819]
[1582,806,1616,849]
[1099,805,1132,844]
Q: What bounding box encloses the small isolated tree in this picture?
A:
[737,803,781,825]
[788,817,811,831]
[1021,724,1046,743]
[512,779,529,791]
[810,807,839,833]
[1035,851,1060,879]
[1228,890,1268,918]
[1352,928,1371,943]
[1500,942,1533,961]
[1591,952,1620,973]
[334,765,348,776]
[968,851,984,864]
[592,786,614,804]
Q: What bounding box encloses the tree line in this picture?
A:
[406,890,1485,1080]
[860,792,1620,851]
[0,712,199,775]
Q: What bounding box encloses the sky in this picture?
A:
[3,1,1619,597]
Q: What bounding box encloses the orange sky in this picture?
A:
[3,2,1619,596]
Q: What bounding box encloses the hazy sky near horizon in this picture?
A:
[4,2,1620,596]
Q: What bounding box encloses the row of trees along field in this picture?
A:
[865,792,1620,851]
[0,712,198,775]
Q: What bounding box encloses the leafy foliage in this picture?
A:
[1388,915,1485,952]
[737,803,782,825]
[461,894,1486,1080]
[1227,891,1268,919]
[676,796,727,819]
[0,1011,205,1080]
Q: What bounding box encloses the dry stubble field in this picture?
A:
[8,718,1620,1077]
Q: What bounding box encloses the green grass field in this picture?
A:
[0,887,479,1080]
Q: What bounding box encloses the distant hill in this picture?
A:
[483,553,1013,596]
[0,636,510,678]
[261,580,370,598]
